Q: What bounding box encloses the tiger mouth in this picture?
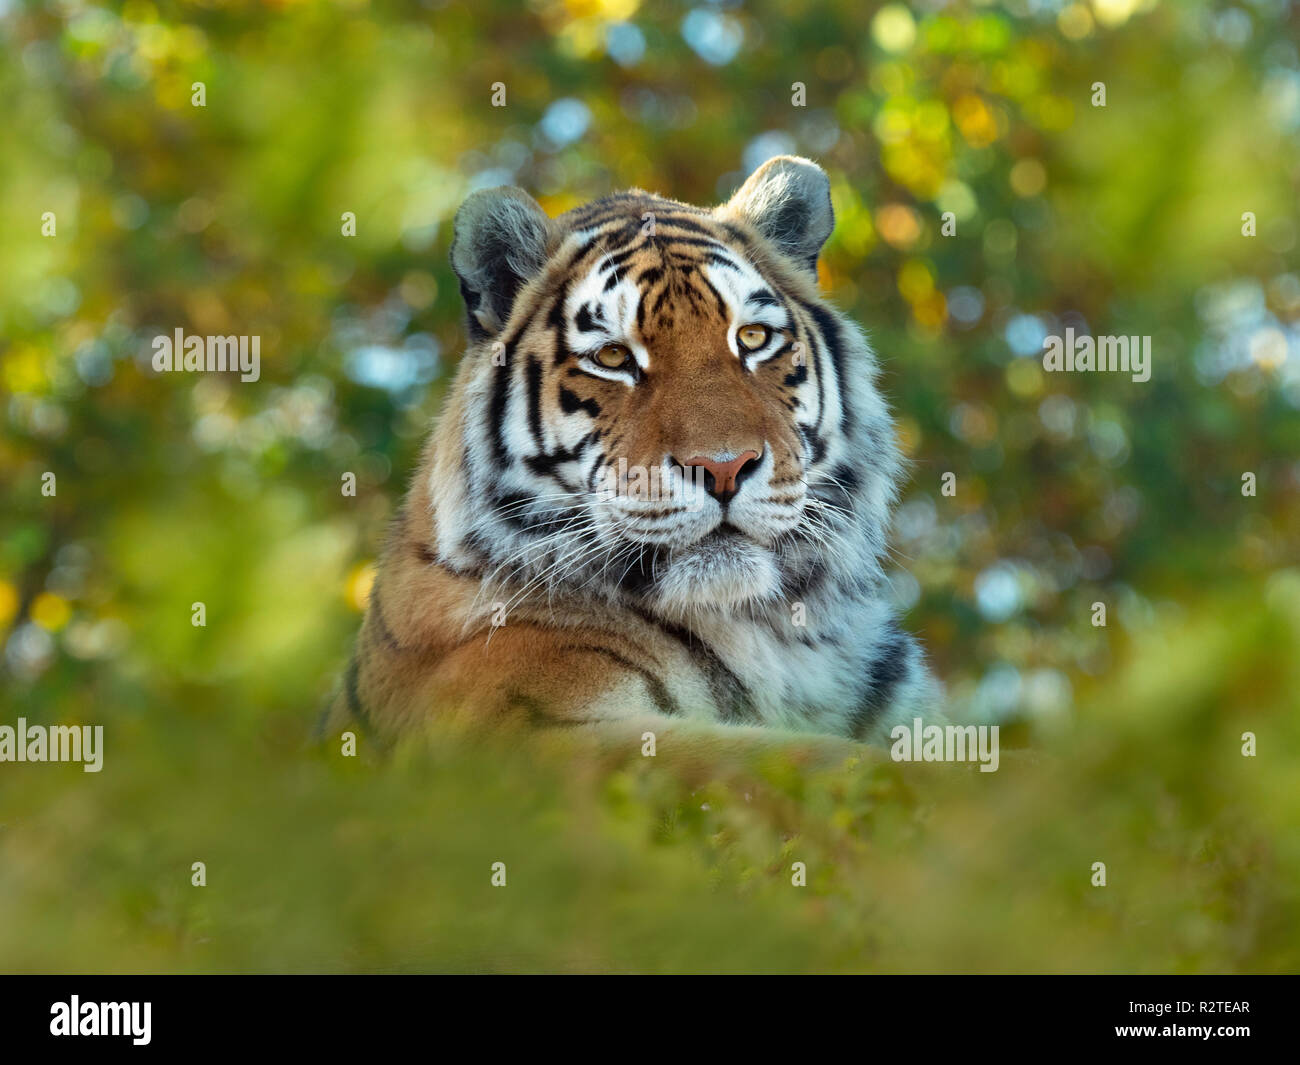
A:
[701,521,747,543]
[611,518,773,590]
[645,519,769,552]
[636,521,783,611]
[608,515,763,550]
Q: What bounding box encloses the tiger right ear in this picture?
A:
[719,155,834,277]
[450,187,553,341]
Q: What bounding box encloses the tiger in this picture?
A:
[325,155,941,751]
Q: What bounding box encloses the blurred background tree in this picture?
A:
[3,0,1299,727]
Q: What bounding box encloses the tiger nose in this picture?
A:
[680,449,761,505]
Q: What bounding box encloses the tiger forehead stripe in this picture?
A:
[566,198,712,231]
[571,203,736,245]
[563,205,760,266]
[585,230,737,274]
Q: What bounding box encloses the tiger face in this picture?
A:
[442,156,899,624]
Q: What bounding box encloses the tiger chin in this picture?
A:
[326,156,943,750]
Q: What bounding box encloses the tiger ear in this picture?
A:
[450,187,553,340]
[720,156,833,277]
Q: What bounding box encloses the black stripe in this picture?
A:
[566,231,618,270]
[600,241,652,270]
[789,302,826,438]
[849,631,909,738]
[634,212,717,237]
[546,278,571,332]
[800,299,854,437]
[341,656,374,737]
[366,585,407,655]
[485,274,559,468]
[703,251,743,271]
[695,272,729,319]
[568,203,710,232]
[830,462,861,493]
[626,604,758,724]
[526,353,545,452]
[782,341,807,387]
[780,558,828,600]
[798,422,827,466]
[562,643,679,717]
[718,221,759,255]
[489,489,574,534]
[507,690,587,728]
[487,339,515,465]
[413,538,484,579]
[640,234,730,253]
[559,385,600,417]
[564,200,645,226]
[522,439,588,480]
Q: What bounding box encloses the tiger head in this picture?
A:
[435,156,902,622]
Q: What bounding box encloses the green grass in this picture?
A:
[2,577,1297,973]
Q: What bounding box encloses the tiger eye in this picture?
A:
[594,344,632,370]
[737,324,770,351]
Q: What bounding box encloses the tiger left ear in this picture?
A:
[719,155,833,277]
[450,186,554,341]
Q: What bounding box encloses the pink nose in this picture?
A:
[682,450,761,503]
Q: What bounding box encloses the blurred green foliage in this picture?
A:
[1,0,1298,971]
